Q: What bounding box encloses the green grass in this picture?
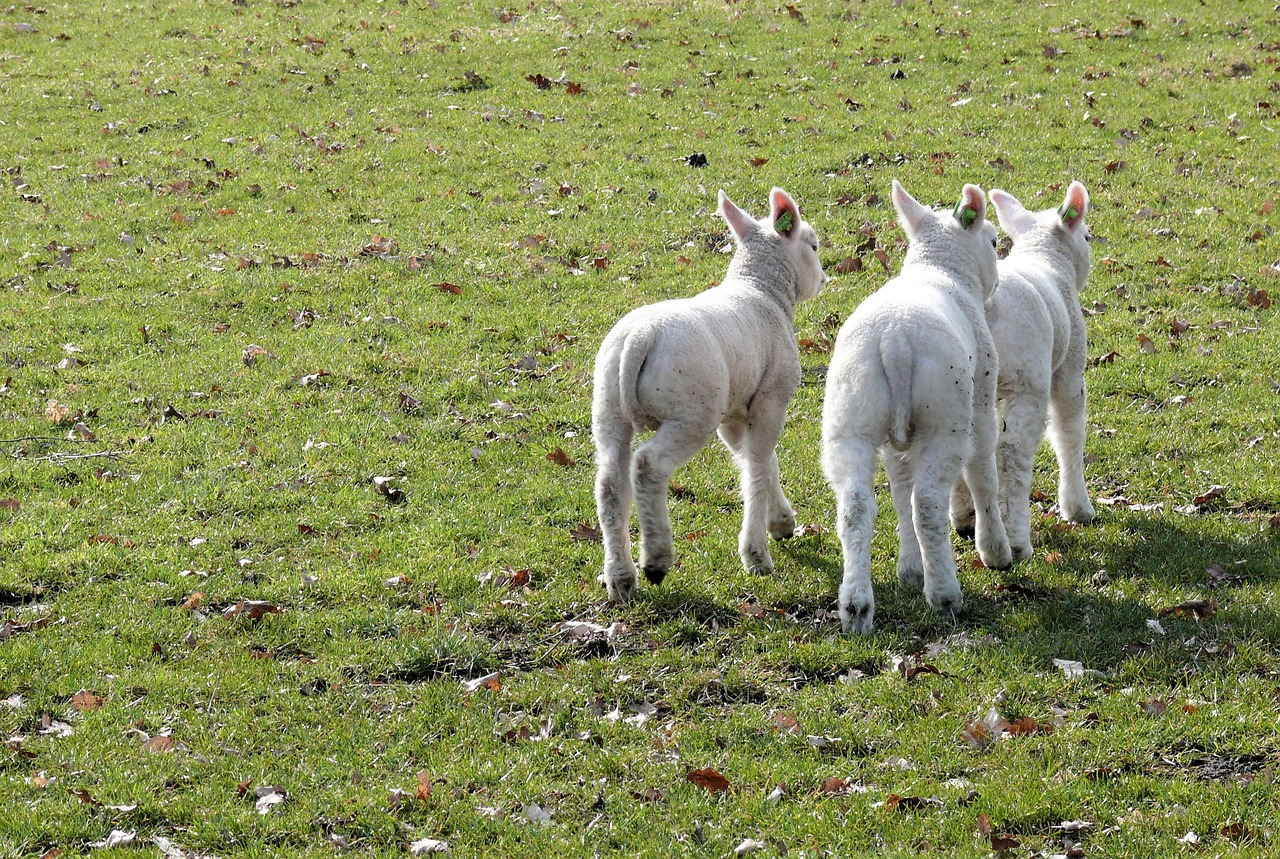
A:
[2,0,1279,856]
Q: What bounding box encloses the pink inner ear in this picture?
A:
[1064,184,1089,222]
[963,185,985,220]
[770,188,796,218]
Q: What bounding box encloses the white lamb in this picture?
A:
[592,187,826,601]
[949,182,1096,559]
[822,181,1012,634]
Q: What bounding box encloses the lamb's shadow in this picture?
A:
[771,508,1280,671]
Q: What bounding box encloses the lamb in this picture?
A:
[591,187,826,602]
[822,181,1012,634]
[949,182,1095,559]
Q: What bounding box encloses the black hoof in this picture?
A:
[954,524,976,541]
[642,565,668,585]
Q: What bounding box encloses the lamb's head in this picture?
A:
[989,181,1091,291]
[718,187,826,304]
[892,180,999,300]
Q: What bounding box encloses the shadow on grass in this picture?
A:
[765,506,1280,674]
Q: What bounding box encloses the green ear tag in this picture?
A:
[953,200,978,229]
[1060,204,1080,222]
[774,210,794,233]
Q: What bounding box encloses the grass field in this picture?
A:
[2,0,1279,856]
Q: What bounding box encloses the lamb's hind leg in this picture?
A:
[720,421,795,550]
[1048,376,1095,525]
[826,436,880,634]
[633,421,711,586]
[949,475,975,540]
[594,420,638,602]
[883,450,924,592]
[997,392,1050,561]
[732,410,793,574]
[911,446,967,619]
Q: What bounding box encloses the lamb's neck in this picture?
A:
[902,246,985,298]
[724,249,798,314]
[1006,239,1083,295]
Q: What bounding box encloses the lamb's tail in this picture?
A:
[882,333,913,451]
[617,324,657,428]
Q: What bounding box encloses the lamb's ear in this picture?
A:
[891,180,933,239]
[1058,181,1089,230]
[989,189,1037,237]
[718,190,756,242]
[952,183,986,231]
[769,187,800,238]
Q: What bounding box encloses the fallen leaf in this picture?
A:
[45,400,73,425]
[1156,599,1217,620]
[1140,697,1169,716]
[1221,822,1249,841]
[569,521,602,542]
[630,786,665,803]
[409,838,451,855]
[734,839,764,856]
[522,802,553,824]
[416,770,432,802]
[463,671,502,693]
[140,735,176,753]
[72,690,104,712]
[241,344,276,366]
[884,793,940,812]
[372,475,406,503]
[687,766,731,793]
[223,600,283,620]
[68,787,102,806]
[89,830,136,849]
[254,786,288,815]
[772,712,801,734]
[546,447,576,468]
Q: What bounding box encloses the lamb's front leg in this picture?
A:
[1048,377,1095,525]
[719,423,795,545]
[997,392,1050,561]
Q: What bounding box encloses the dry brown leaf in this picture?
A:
[223,600,283,621]
[772,712,801,735]
[71,690,104,712]
[686,767,731,793]
[569,521,602,543]
[463,671,502,693]
[416,769,432,802]
[1139,697,1169,716]
[546,448,576,468]
[141,735,176,753]
[1156,599,1217,620]
[67,787,102,806]
[45,400,73,425]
